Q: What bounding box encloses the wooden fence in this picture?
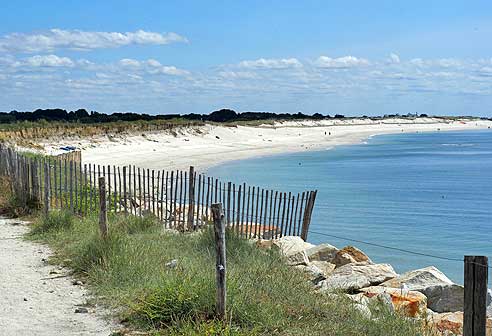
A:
[0,145,317,240]
[55,150,82,163]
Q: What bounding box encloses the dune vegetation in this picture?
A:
[19,207,436,336]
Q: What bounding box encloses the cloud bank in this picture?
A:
[0,29,188,53]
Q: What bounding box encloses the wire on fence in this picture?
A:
[308,230,492,269]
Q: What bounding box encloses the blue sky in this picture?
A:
[1,1,491,116]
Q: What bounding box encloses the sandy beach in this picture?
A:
[40,117,492,172]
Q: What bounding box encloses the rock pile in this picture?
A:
[256,236,492,336]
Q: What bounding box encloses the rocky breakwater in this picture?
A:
[255,236,492,336]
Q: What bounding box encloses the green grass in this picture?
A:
[28,211,434,335]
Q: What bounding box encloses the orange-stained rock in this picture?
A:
[333,246,372,267]
[429,311,492,336]
[360,286,427,317]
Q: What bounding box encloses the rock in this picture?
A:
[318,262,397,292]
[74,307,89,313]
[429,312,492,336]
[381,266,453,290]
[360,286,427,317]
[272,236,315,256]
[487,289,492,318]
[72,280,84,286]
[305,243,338,262]
[332,246,372,267]
[381,266,464,313]
[423,284,464,313]
[272,236,314,266]
[347,293,370,306]
[430,312,463,335]
[333,252,357,267]
[354,303,372,319]
[286,250,310,266]
[255,239,273,249]
[310,261,336,277]
[373,292,395,313]
[165,259,178,268]
[294,264,325,285]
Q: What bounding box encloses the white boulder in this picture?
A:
[318,262,397,292]
[272,236,314,266]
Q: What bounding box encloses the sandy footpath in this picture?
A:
[39,117,492,172]
[0,218,116,336]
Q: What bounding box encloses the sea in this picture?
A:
[206,129,492,284]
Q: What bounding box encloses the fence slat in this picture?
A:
[187,166,195,230]
[152,169,156,217]
[173,170,179,228]
[196,173,202,226]
[253,187,259,238]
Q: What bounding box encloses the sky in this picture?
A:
[1,1,492,116]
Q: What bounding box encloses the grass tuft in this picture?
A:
[31,210,74,234]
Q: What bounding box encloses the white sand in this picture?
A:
[41,117,492,172]
[0,218,116,336]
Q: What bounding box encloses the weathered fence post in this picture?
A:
[187,166,195,230]
[29,159,38,205]
[301,190,317,241]
[211,203,226,319]
[43,162,50,215]
[464,256,488,336]
[98,176,108,239]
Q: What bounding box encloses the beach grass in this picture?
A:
[26,210,435,335]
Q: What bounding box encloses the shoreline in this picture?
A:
[37,117,492,172]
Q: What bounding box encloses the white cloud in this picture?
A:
[16,54,74,67]
[315,55,370,68]
[117,58,189,76]
[388,53,400,64]
[238,58,302,69]
[410,58,463,68]
[119,58,141,67]
[146,59,162,67]
[0,29,188,53]
[150,65,189,76]
[219,71,258,79]
[409,58,425,67]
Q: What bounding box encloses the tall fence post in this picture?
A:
[464,256,488,336]
[301,190,317,241]
[187,166,195,230]
[98,177,108,239]
[211,203,226,319]
[43,162,50,215]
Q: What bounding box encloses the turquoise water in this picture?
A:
[207,130,492,283]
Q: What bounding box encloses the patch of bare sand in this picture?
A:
[0,217,117,336]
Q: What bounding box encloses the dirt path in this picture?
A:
[0,217,116,336]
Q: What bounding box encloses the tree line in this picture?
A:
[0,108,344,124]
[0,108,438,125]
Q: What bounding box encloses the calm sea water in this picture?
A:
[207,130,492,283]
